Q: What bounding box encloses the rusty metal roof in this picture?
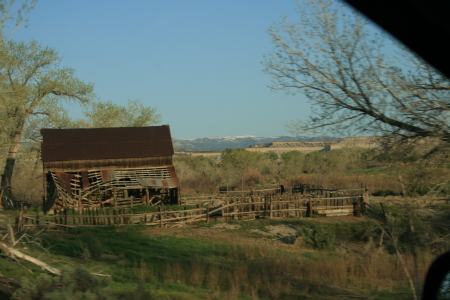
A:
[41,125,174,162]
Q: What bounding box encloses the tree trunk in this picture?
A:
[1,117,26,209]
[1,158,15,209]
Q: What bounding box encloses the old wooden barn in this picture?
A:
[41,125,180,212]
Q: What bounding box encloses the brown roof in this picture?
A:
[41,125,174,162]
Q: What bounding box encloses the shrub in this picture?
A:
[297,226,336,250]
[372,189,400,197]
[12,268,108,300]
[244,169,265,187]
[75,235,105,260]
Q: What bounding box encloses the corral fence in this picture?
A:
[16,188,368,230]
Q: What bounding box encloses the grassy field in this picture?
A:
[0,199,449,299]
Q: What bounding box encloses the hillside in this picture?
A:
[173,135,339,151]
[1,202,441,300]
[174,136,381,157]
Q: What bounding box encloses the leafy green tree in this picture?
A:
[265,151,278,161]
[75,99,161,128]
[281,150,303,177]
[0,0,36,43]
[303,152,324,174]
[0,40,94,207]
[340,145,372,170]
[263,151,279,178]
[173,155,221,194]
[221,148,261,190]
[322,150,349,173]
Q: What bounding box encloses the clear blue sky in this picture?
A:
[13,1,327,139]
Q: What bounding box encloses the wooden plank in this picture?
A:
[312,196,361,201]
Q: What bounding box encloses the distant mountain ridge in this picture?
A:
[173,135,340,151]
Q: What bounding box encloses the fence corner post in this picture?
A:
[307,198,312,218]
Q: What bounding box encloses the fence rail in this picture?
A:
[17,192,367,230]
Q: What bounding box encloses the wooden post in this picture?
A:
[269,195,273,220]
[72,209,76,226]
[363,189,369,205]
[160,206,163,228]
[307,199,312,217]
[8,225,15,246]
[206,204,210,224]
[355,201,361,217]
[21,206,26,228]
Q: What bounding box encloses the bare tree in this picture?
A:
[263,0,450,151]
[0,40,94,208]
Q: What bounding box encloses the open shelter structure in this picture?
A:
[41,125,180,212]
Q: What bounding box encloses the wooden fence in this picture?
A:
[17,191,367,230]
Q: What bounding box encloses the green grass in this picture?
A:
[41,226,255,274]
[128,204,197,214]
[0,210,16,227]
[19,204,199,216]
[33,226,304,299]
[345,166,393,176]
[1,211,438,299]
